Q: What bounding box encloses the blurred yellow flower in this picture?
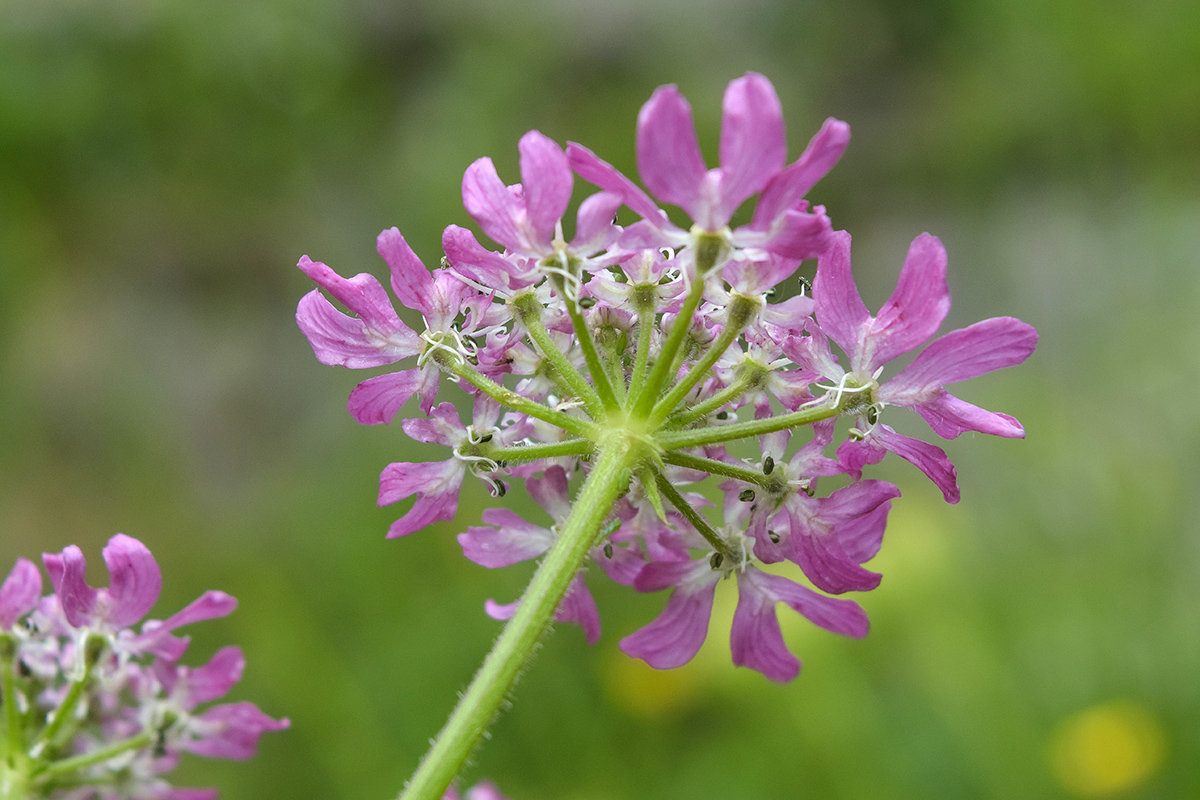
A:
[1049,700,1166,797]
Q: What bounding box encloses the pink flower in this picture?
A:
[568,73,843,261]
[295,255,422,369]
[0,557,42,628]
[462,130,622,263]
[796,231,1038,502]
[41,534,236,660]
[43,534,163,630]
[377,398,513,539]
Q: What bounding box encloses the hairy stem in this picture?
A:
[661,451,775,489]
[398,441,638,800]
[665,364,764,429]
[658,400,839,450]
[515,297,605,419]
[652,471,734,560]
[630,278,705,416]
[564,300,620,413]
[647,294,758,428]
[485,439,594,463]
[441,356,597,440]
[626,291,658,402]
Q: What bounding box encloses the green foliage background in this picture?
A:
[2,0,1198,797]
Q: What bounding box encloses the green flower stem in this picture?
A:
[658,400,839,450]
[398,441,639,800]
[564,300,621,413]
[661,451,775,489]
[514,296,605,419]
[485,439,594,463]
[33,732,152,780]
[665,364,764,429]
[1,636,21,759]
[440,356,597,440]
[647,294,759,428]
[626,290,658,402]
[30,679,86,759]
[594,327,629,405]
[630,277,706,417]
[652,471,733,560]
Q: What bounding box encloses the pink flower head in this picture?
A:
[798,231,1038,502]
[43,534,162,630]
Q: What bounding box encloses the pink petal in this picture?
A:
[155,590,238,634]
[557,575,601,645]
[42,545,96,628]
[828,497,893,565]
[620,580,716,669]
[376,227,434,315]
[744,207,834,260]
[377,460,465,538]
[571,191,623,253]
[163,789,220,800]
[636,84,707,217]
[884,316,1039,394]
[462,157,525,252]
[441,225,526,288]
[594,541,645,586]
[820,479,902,522]
[458,510,553,568]
[862,233,951,371]
[297,257,417,343]
[101,534,163,627]
[812,231,871,355]
[186,702,289,760]
[751,570,870,638]
[518,130,572,249]
[0,558,42,628]
[526,466,572,521]
[869,425,960,504]
[730,569,799,682]
[295,288,420,368]
[752,118,850,228]
[912,391,1025,439]
[483,576,601,645]
[187,645,246,706]
[133,590,237,660]
[464,783,511,800]
[347,368,435,425]
[400,402,465,446]
[566,142,669,224]
[484,597,519,621]
[791,522,882,594]
[716,73,786,222]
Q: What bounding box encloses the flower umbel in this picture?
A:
[296,72,1037,800]
[0,536,288,800]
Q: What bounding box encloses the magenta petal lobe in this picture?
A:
[101,534,163,627]
[717,72,786,222]
[636,85,707,216]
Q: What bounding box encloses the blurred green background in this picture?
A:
[2,0,1198,797]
